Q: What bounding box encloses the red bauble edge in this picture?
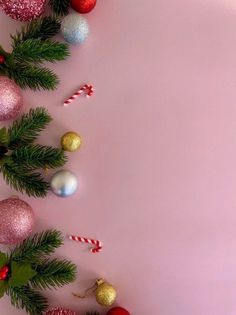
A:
[106,307,131,315]
[70,0,97,14]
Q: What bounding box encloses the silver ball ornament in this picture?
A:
[50,170,78,197]
[61,13,89,45]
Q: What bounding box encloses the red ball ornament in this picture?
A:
[0,55,5,64]
[70,0,96,13]
[106,307,131,315]
[44,307,77,315]
[0,265,9,280]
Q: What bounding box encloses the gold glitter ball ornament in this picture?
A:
[95,279,117,307]
[61,132,82,152]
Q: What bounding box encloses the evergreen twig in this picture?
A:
[7,286,48,315]
[12,145,67,170]
[30,259,76,290]
[49,0,70,16]
[11,230,63,264]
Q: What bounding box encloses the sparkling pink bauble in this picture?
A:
[0,197,35,244]
[0,77,23,121]
[0,0,46,21]
[44,308,77,315]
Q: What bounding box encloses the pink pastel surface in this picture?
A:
[1,0,236,314]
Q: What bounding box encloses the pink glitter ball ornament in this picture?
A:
[0,197,35,244]
[0,77,23,121]
[0,0,46,21]
[44,308,77,315]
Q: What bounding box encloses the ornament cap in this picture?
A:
[96,278,105,286]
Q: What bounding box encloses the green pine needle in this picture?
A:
[11,16,62,47]
[1,162,49,198]
[30,259,76,290]
[11,230,63,264]
[7,286,48,315]
[49,0,70,16]
[5,62,59,90]
[8,107,52,150]
[12,39,69,64]
[12,145,67,170]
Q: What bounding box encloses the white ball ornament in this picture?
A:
[50,170,78,197]
[61,13,90,45]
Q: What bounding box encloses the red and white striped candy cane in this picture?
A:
[63,84,94,106]
[68,235,102,253]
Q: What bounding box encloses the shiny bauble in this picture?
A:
[44,307,77,315]
[0,265,10,280]
[0,77,23,121]
[61,132,82,152]
[61,13,89,45]
[0,0,46,21]
[50,170,78,197]
[0,197,35,244]
[106,307,131,315]
[70,0,97,13]
[96,279,117,307]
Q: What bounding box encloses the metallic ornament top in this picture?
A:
[95,279,117,307]
[61,13,90,45]
[0,197,35,244]
[0,77,23,121]
[61,132,82,152]
[0,0,46,21]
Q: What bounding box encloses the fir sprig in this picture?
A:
[11,230,63,264]
[49,0,70,16]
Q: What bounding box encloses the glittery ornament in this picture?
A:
[95,279,117,307]
[70,0,97,13]
[0,197,35,244]
[0,0,46,21]
[44,307,77,315]
[61,13,89,45]
[50,170,78,197]
[106,307,131,315]
[0,77,23,121]
[61,132,82,152]
[0,56,5,64]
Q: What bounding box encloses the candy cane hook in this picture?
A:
[68,235,103,253]
[63,84,94,106]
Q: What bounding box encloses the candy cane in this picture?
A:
[63,84,94,106]
[68,235,102,253]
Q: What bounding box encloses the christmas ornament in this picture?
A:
[61,13,90,45]
[0,230,76,315]
[0,16,69,90]
[0,0,46,21]
[50,170,78,197]
[106,307,131,315]
[69,234,103,253]
[64,84,94,106]
[44,307,77,315]
[0,265,9,280]
[70,0,97,14]
[61,132,82,152]
[0,77,23,121]
[73,279,117,307]
[0,197,35,244]
[0,107,67,197]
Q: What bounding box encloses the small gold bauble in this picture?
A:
[61,131,82,152]
[95,279,117,307]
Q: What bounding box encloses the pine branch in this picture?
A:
[12,145,67,170]
[8,107,52,150]
[11,230,63,264]
[1,162,49,197]
[5,61,59,90]
[30,259,76,290]
[11,16,62,47]
[7,286,48,315]
[12,39,69,64]
[49,0,70,16]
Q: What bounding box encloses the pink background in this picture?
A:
[1,0,236,314]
